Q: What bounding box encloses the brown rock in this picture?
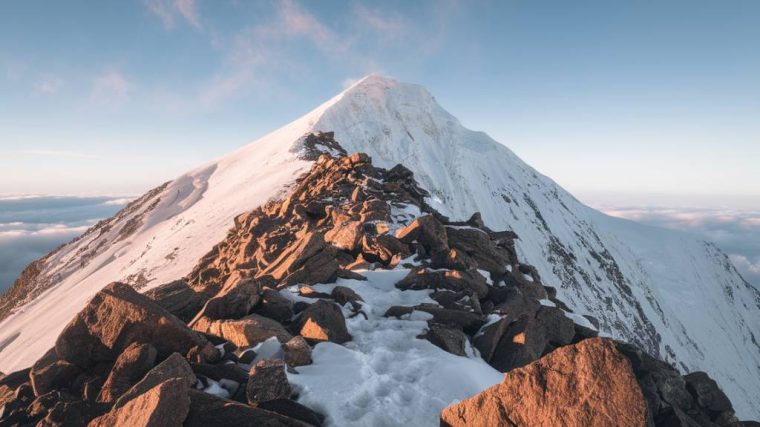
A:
[89,378,190,427]
[258,399,324,426]
[0,368,30,407]
[144,280,205,323]
[295,300,351,344]
[191,275,261,322]
[282,336,312,368]
[30,350,82,397]
[420,323,468,356]
[246,359,292,405]
[395,215,449,255]
[97,342,157,403]
[445,226,511,275]
[55,282,209,368]
[254,289,295,323]
[440,338,647,427]
[325,221,363,252]
[330,286,363,307]
[113,353,195,410]
[184,389,309,426]
[396,269,489,299]
[194,314,292,348]
[413,305,484,335]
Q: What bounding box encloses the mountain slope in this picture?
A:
[1,75,758,418]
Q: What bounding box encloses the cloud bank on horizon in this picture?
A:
[0,196,129,292]
[601,206,760,288]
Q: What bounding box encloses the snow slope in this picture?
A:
[1,75,758,418]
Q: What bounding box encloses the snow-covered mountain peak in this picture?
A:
[1,76,758,418]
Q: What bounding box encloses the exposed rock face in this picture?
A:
[294,300,351,344]
[440,338,648,427]
[55,282,209,368]
[113,353,195,409]
[192,313,293,348]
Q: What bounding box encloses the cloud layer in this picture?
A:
[0,196,130,292]
[601,206,760,288]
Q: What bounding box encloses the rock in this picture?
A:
[184,389,309,426]
[395,215,448,255]
[97,342,157,403]
[445,226,510,275]
[440,338,647,427]
[258,399,324,426]
[254,289,295,323]
[413,305,484,335]
[420,323,468,356]
[396,269,489,299]
[30,350,82,397]
[246,359,292,405]
[324,220,363,252]
[190,363,248,385]
[330,286,363,308]
[113,353,195,410]
[193,313,292,348]
[144,280,205,323]
[383,305,415,319]
[282,336,312,368]
[89,378,190,427]
[615,341,700,424]
[192,275,262,322]
[361,234,409,265]
[488,306,575,372]
[55,282,209,368]
[473,317,510,362]
[26,391,75,423]
[295,300,351,344]
[684,371,734,414]
[38,399,110,427]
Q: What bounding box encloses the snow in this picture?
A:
[0,74,758,418]
[286,268,503,427]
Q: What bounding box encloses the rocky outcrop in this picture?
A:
[55,282,209,368]
[441,338,647,427]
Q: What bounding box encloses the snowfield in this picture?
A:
[0,75,758,419]
[284,268,503,427]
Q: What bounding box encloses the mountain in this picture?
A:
[0,75,758,419]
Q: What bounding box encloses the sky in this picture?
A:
[0,1,758,287]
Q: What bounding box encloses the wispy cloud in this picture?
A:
[35,75,63,95]
[145,0,201,30]
[19,150,99,160]
[91,71,133,106]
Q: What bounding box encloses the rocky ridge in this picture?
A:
[0,133,754,426]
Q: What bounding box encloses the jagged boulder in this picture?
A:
[29,349,82,397]
[194,313,292,348]
[144,280,205,323]
[55,282,209,368]
[246,359,292,406]
[184,389,309,426]
[97,342,157,403]
[89,378,190,427]
[295,300,351,344]
[258,399,325,426]
[254,289,295,323]
[113,353,195,410]
[440,338,647,427]
[282,336,312,368]
[396,215,448,255]
[420,323,469,356]
[396,268,489,299]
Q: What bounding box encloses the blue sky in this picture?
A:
[1,0,758,205]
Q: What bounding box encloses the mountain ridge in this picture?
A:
[0,75,758,418]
